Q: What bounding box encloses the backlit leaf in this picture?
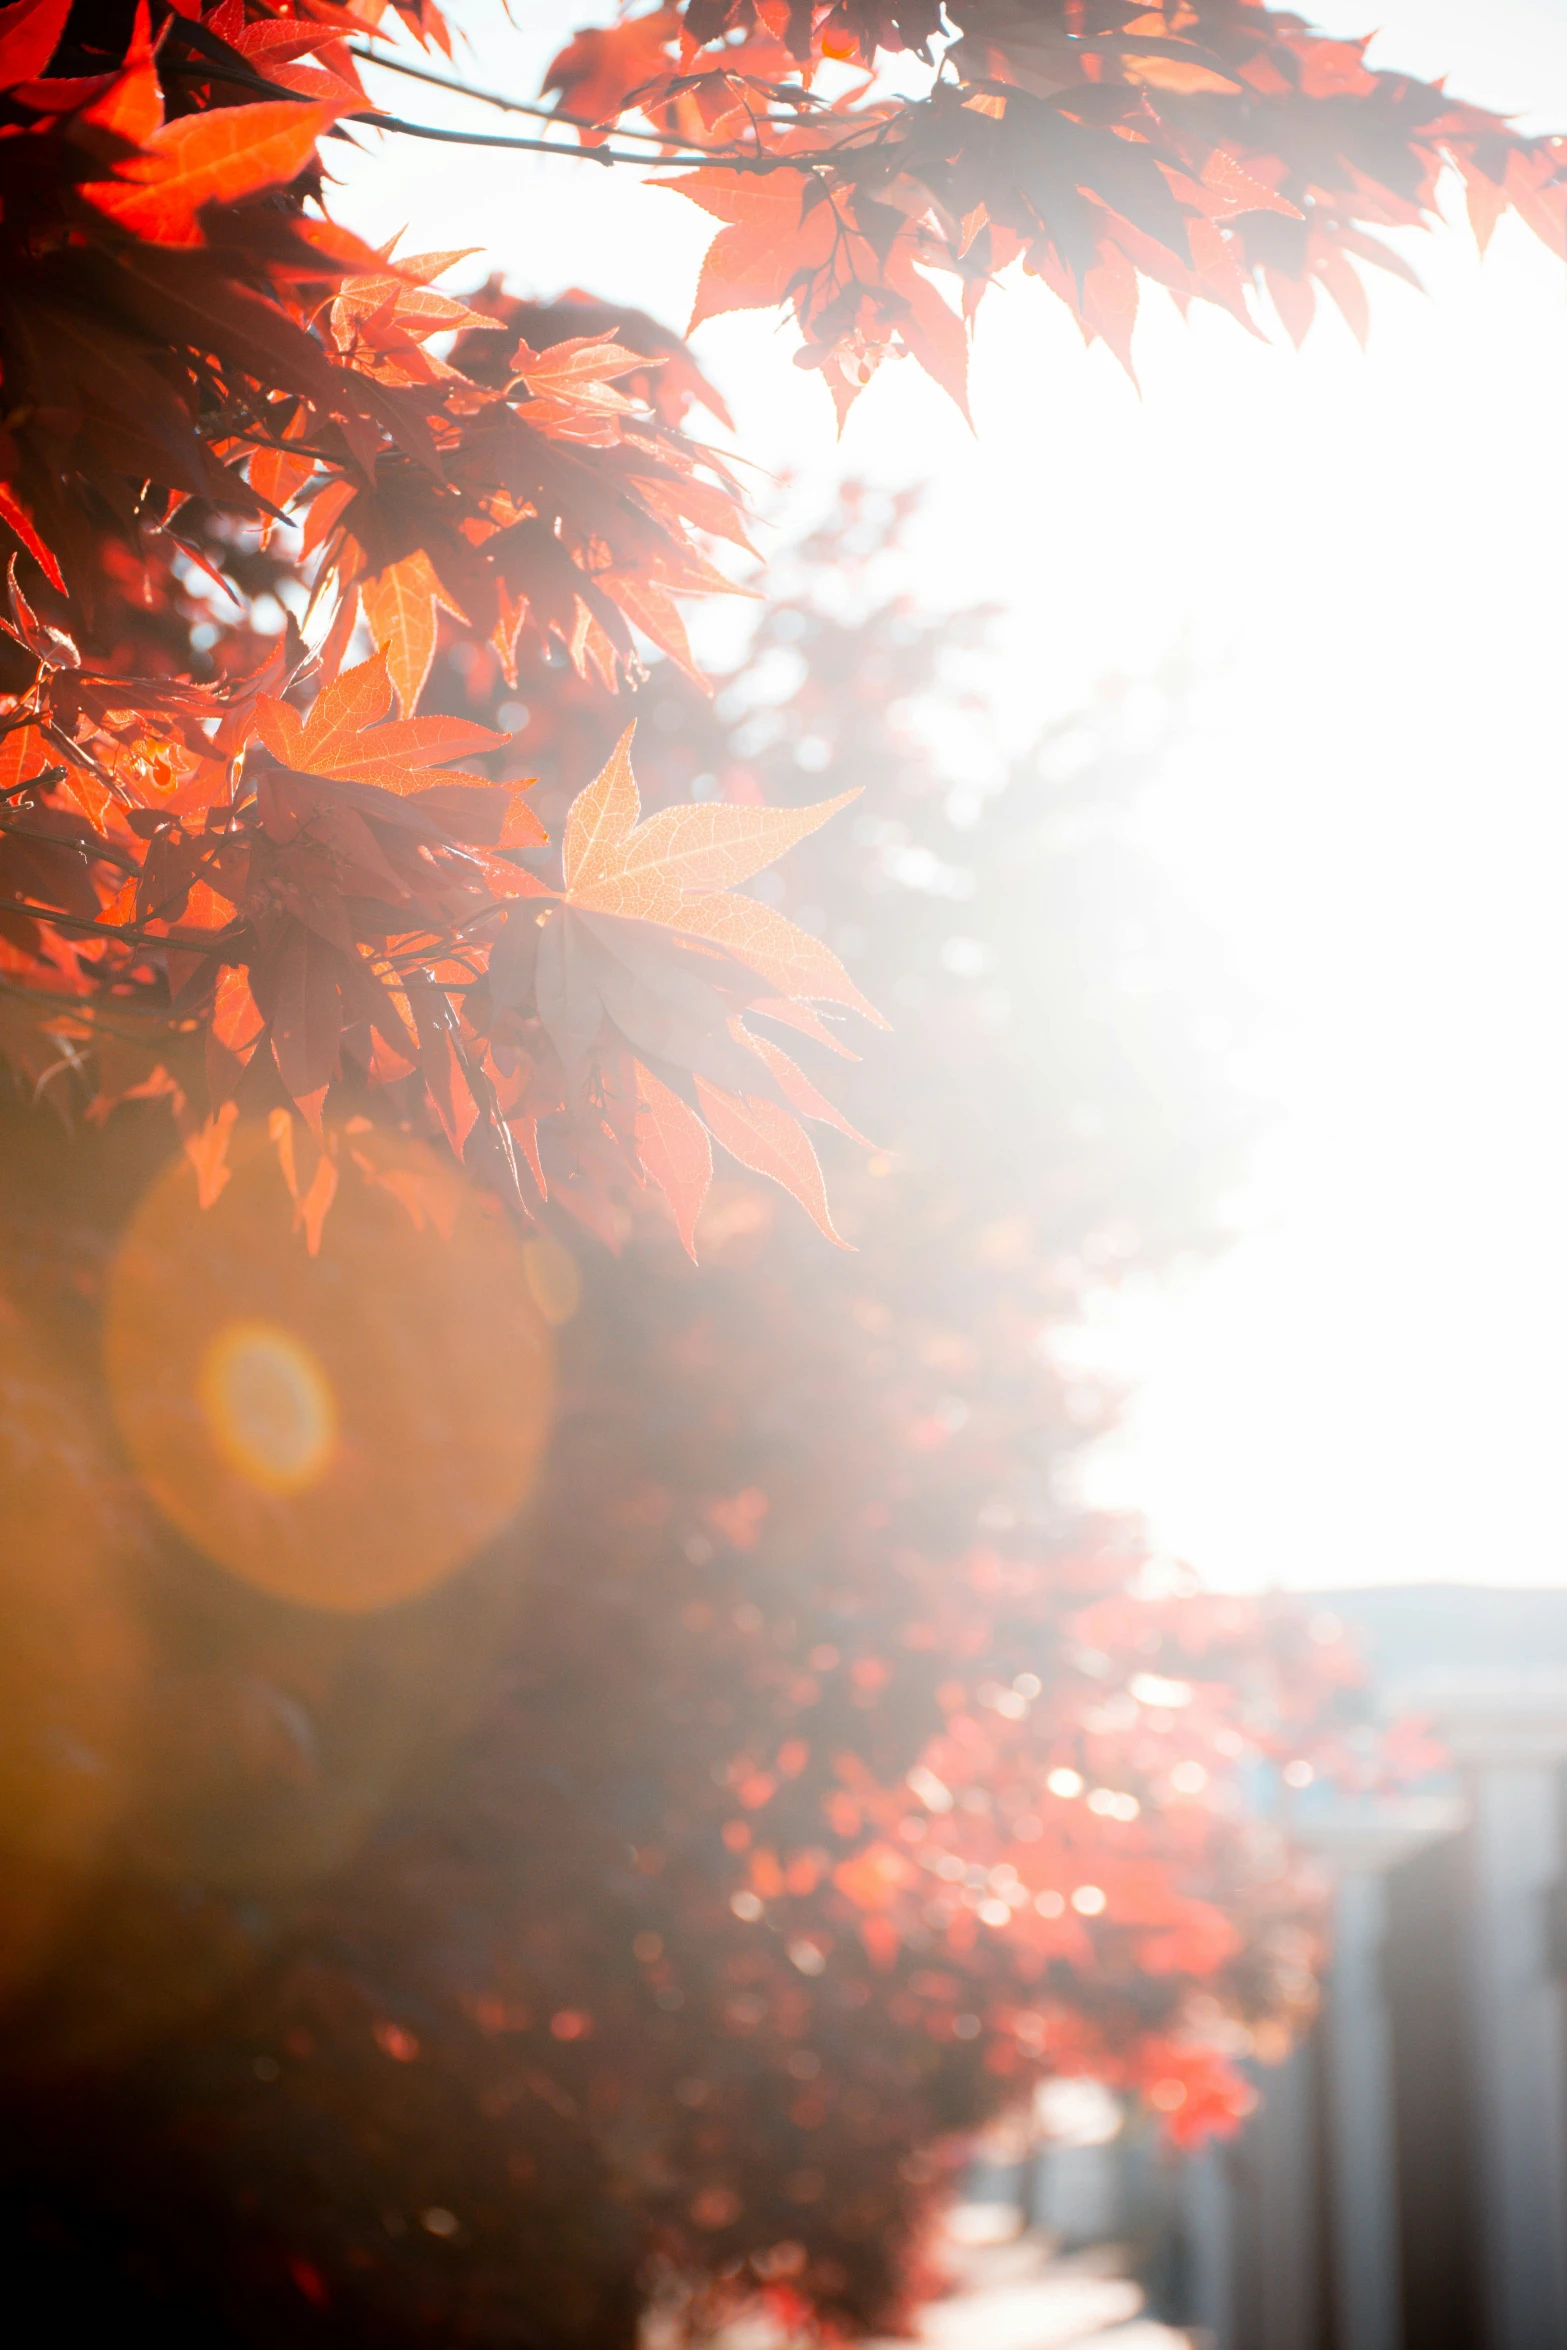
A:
[0,0,67,86]
[361,550,468,718]
[83,99,354,249]
[694,1077,849,1249]
[633,1058,712,1259]
[561,725,641,897]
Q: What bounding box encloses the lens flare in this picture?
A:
[105,1124,554,1612]
[199,1321,338,1494]
[523,1235,581,1327]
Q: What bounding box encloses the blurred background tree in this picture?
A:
[0,416,1354,2346]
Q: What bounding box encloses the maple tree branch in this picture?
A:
[162,49,896,176]
[345,43,865,164]
[0,899,240,953]
[157,53,611,162]
[0,819,138,871]
[0,765,67,801]
[37,722,134,806]
[346,109,876,175]
[345,42,693,146]
[346,110,621,163]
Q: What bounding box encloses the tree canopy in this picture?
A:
[0,3,1548,2339]
[1,0,1561,1246]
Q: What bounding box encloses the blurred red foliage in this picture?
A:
[1,5,1504,2331]
[0,479,1370,2346]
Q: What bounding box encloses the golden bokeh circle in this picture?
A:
[199,1319,339,1494]
[522,1233,581,1327]
[104,1124,554,1612]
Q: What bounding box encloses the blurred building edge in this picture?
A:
[1031,1588,1567,2350]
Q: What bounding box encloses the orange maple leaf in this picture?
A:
[562,726,880,1027]
[632,1058,712,1261]
[82,94,355,248]
[254,651,542,841]
[544,6,680,140]
[0,0,71,88]
[546,728,882,1247]
[664,166,971,425]
[360,552,470,719]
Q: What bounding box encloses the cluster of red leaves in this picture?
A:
[0,0,884,1250]
[0,490,1387,2348]
[3,0,1562,1258]
[546,0,1567,414]
[0,0,1520,2325]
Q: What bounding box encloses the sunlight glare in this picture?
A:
[199,1321,338,1496]
[335,0,1567,1592]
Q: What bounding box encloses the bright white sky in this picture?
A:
[337,4,1567,1592]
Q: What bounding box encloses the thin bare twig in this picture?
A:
[347,41,690,145]
[0,897,243,952]
[347,107,871,174]
[160,48,892,176]
[347,41,851,159]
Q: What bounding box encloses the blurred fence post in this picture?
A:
[1241,2039,1321,2350]
[1182,2141,1236,2349]
[1166,1594,1567,2350]
[1323,1869,1400,2350]
[1445,1705,1567,2350]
